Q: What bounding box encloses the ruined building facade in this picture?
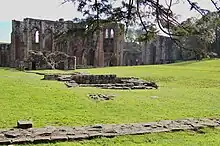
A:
[0,43,10,67]
[2,18,220,69]
[141,36,181,64]
[141,35,220,65]
[141,35,205,65]
[0,18,124,69]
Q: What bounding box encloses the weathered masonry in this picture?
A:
[141,35,220,65]
[3,18,124,70]
[0,43,10,67]
[141,36,183,65]
[3,18,220,69]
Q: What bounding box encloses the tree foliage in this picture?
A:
[170,11,220,58]
[63,0,220,42]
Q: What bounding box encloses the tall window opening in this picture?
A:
[105,29,109,38]
[110,29,114,38]
[35,30,39,43]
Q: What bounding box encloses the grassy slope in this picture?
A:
[1,59,220,145]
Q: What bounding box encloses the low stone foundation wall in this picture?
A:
[0,118,219,145]
[71,74,117,84]
[42,73,158,90]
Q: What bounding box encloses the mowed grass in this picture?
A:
[1,59,220,145]
[1,59,220,129]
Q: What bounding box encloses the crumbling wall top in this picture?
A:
[0,43,10,50]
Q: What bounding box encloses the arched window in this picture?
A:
[35,30,39,43]
[105,29,109,38]
[110,29,114,38]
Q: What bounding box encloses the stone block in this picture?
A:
[0,134,4,139]
[17,120,33,129]
[102,133,118,137]
[0,139,12,145]
[65,81,78,88]
[12,137,34,144]
[57,76,72,81]
[88,133,103,138]
[68,134,89,141]
[151,128,170,133]
[91,125,103,129]
[33,136,51,143]
[43,75,59,80]
[4,131,21,138]
[50,135,68,141]
[129,130,152,135]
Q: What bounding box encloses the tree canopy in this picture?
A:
[63,0,220,41]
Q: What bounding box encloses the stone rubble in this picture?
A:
[42,73,158,90]
[88,93,116,101]
[0,118,219,145]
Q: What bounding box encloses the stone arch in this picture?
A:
[35,31,39,43]
[31,27,40,43]
[110,29,114,38]
[31,28,40,51]
[105,29,109,38]
[44,29,53,52]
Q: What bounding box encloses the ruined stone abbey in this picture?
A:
[0,18,124,70]
[1,17,220,69]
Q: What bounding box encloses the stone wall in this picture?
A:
[0,118,219,145]
[71,74,117,84]
[141,35,220,65]
[123,42,142,66]
[141,35,183,65]
[102,23,124,66]
[42,73,158,90]
[9,18,124,70]
[0,43,10,67]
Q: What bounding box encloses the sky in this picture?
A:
[0,0,217,43]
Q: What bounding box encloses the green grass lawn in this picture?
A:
[1,59,220,145]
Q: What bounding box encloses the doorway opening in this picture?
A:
[32,61,36,70]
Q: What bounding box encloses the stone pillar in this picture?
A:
[144,41,154,65]
[64,59,68,70]
[10,32,16,67]
[23,30,28,59]
[74,56,76,70]
[161,39,166,63]
[113,27,118,66]
[26,19,32,58]
[67,39,70,55]
[119,30,124,66]
[112,24,125,66]
[155,36,161,64]
[40,22,44,51]
[40,34,44,52]
[141,42,146,64]
[94,30,104,67]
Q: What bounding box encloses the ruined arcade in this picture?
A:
[0,18,124,70]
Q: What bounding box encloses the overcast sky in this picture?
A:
[0,0,217,42]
